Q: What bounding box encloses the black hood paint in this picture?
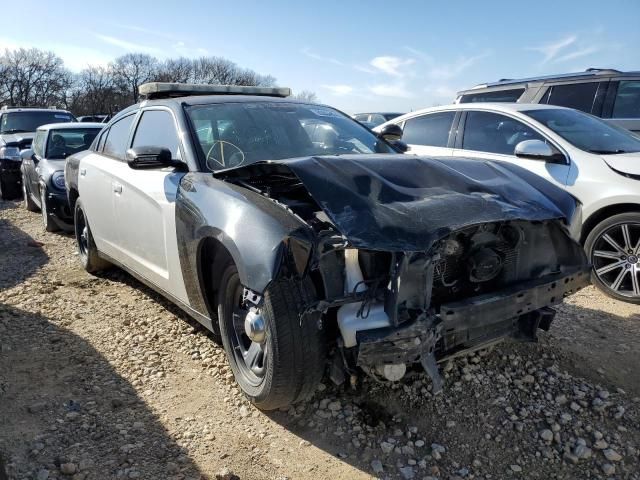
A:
[216,154,578,252]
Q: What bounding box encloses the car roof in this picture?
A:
[37,122,104,131]
[378,103,568,125]
[459,68,640,92]
[0,107,72,114]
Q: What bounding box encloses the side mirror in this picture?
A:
[20,149,35,162]
[515,140,565,163]
[378,123,403,142]
[391,140,409,153]
[126,146,181,170]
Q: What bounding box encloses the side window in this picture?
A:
[103,115,135,159]
[401,112,455,147]
[353,114,369,122]
[132,110,181,158]
[96,129,108,152]
[32,131,46,157]
[545,82,599,113]
[459,88,525,103]
[612,80,640,119]
[462,111,544,155]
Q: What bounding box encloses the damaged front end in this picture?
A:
[216,155,590,391]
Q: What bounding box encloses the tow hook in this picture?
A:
[420,352,444,395]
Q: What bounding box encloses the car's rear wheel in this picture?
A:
[40,186,59,232]
[585,212,640,304]
[217,263,326,410]
[74,198,110,273]
[21,173,38,212]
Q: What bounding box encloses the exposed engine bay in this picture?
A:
[214,155,590,391]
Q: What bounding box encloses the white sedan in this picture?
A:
[375,103,640,303]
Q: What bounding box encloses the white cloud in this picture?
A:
[403,46,432,63]
[369,56,415,77]
[554,46,599,63]
[369,82,413,98]
[425,85,457,99]
[95,34,160,55]
[301,48,344,66]
[527,35,577,64]
[428,51,491,80]
[321,84,354,95]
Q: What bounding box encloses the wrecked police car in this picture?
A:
[65,83,590,410]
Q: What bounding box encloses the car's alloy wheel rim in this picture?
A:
[592,222,640,298]
[76,209,89,257]
[40,189,48,229]
[229,281,267,386]
[22,177,28,208]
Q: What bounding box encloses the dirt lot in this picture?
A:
[1,199,639,480]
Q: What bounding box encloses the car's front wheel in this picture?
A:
[74,198,111,273]
[585,212,640,304]
[21,173,38,212]
[40,186,59,232]
[217,263,326,410]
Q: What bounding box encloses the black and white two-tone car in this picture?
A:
[21,122,103,231]
[65,83,590,409]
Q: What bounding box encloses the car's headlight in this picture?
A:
[0,146,21,161]
[51,171,65,190]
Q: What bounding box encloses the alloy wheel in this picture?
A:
[591,222,640,299]
[76,209,89,257]
[229,282,268,386]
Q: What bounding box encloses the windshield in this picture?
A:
[46,128,101,159]
[524,108,640,154]
[0,111,74,134]
[186,102,395,171]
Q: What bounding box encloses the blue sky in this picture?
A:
[2,0,639,113]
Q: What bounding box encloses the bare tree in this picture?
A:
[0,48,71,107]
[292,90,318,102]
[156,57,194,83]
[112,53,158,103]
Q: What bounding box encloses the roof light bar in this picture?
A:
[139,82,291,100]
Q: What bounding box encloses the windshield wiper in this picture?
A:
[1,129,31,134]
[588,149,627,154]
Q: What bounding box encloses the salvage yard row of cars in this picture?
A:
[0,69,638,410]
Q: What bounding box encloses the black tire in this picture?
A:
[74,198,111,273]
[584,212,640,304]
[218,263,326,410]
[21,172,39,212]
[40,186,59,232]
[0,173,20,200]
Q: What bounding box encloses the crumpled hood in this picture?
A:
[216,154,578,252]
[0,132,35,147]
[601,152,640,176]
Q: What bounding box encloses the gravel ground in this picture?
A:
[1,199,639,480]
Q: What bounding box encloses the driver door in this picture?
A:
[453,110,571,188]
[110,108,189,303]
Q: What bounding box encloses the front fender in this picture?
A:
[176,173,315,316]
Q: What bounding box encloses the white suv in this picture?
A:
[375,103,640,303]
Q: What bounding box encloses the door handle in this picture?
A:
[112,182,123,194]
[80,168,86,177]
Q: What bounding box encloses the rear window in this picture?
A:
[401,112,455,147]
[612,80,640,119]
[541,82,599,113]
[459,88,525,103]
[0,111,74,134]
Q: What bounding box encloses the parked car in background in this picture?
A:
[375,103,640,303]
[20,122,102,231]
[455,68,640,134]
[77,114,111,123]
[65,82,589,409]
[353,112,405,128]
[0,106,75,199]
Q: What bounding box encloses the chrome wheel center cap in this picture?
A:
[244,308,266,344]
[628,255,638,265]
